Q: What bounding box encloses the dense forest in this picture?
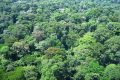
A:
[0,0,120,80]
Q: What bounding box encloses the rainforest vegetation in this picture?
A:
[0,0,120,80]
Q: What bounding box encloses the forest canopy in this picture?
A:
[0,0,120,80]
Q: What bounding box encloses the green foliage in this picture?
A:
[103,64,120,80]
[101,36,120,64]
[73,32,103,58]
[85,73,100,80]
[35,40,50,52]
[21,55,36,65]
[0,45,9,54]
[74,60,104,80]
[32,29,45,42]
[0,0,119,80]
[0,67,4,79]
[50,12,68,21]
[85,8,101,19]
[6,64,14,72]
[44,47,65,58]
[24,66,38,80]
[94,27,114,43]
[2,34,18,46]
[70,13,83,23]
[107,22,120,36]
[2,67,25,80]
[8,24,29,39]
